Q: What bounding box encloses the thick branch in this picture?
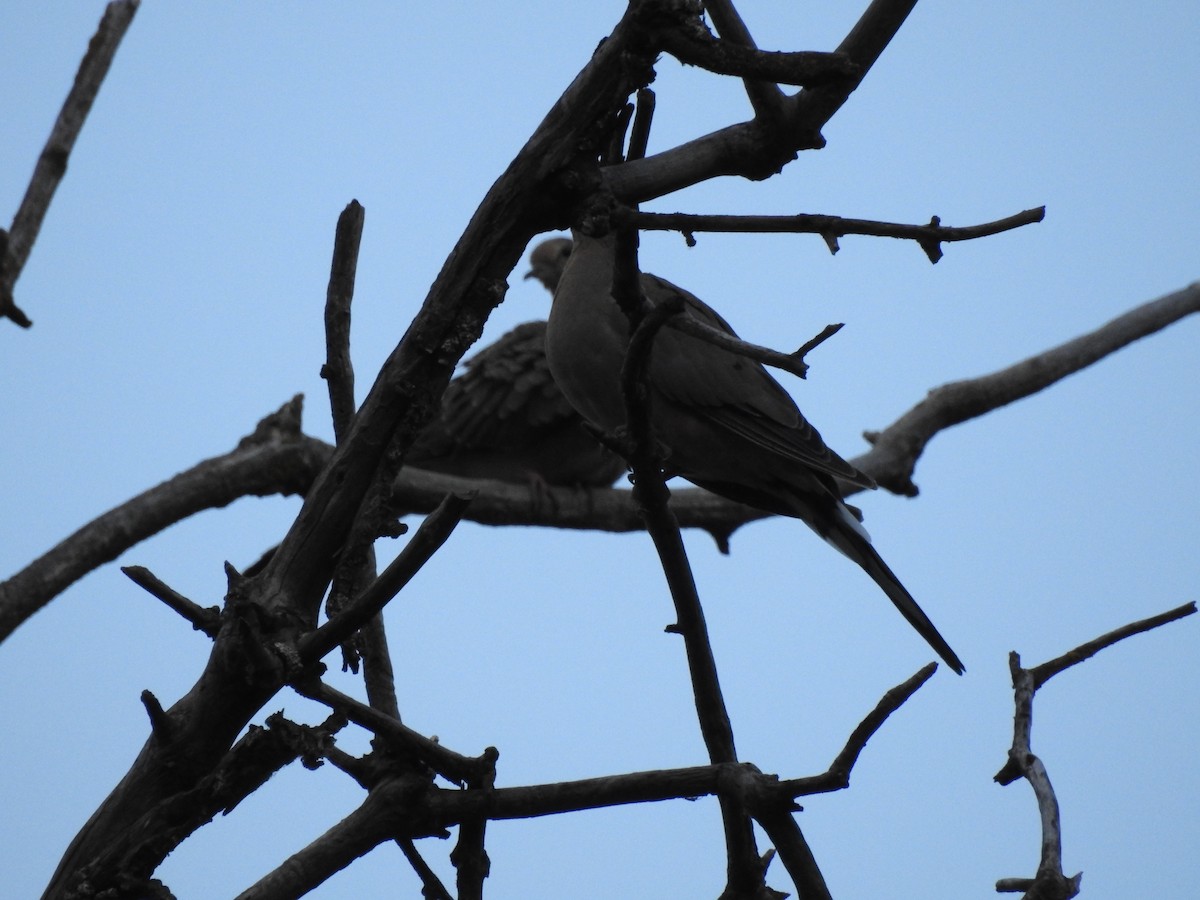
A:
[660,29,856,88]
[1,0,140,327]
[606,0,920,201]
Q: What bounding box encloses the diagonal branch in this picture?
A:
[298,492,472,666]
[856,281,1200,497]
[1,0,140,328]
[699,0,788,120]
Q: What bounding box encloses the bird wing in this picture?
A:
[434,320,577,449]
[640,274,873,488]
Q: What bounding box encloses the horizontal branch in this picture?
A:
[625,206,1046,262]
[660,28,857,88]
[9,280,1196,647]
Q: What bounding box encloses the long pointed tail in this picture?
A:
[824,512,965,675]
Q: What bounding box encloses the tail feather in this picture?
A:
[824,512,965,675]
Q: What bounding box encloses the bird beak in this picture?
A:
[523,267,538,281]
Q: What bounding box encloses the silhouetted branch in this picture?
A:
[858,281,1200,497]
[122,565,220,637]
[0,397,322,645]
[702,0,786,121]
[993,603,1195,898]
[1,0,140,327]
[617,246,775,898]
[781,663,937,797]
[299,492,472,665]
[294,679,495,787]
[625,206,1046,263]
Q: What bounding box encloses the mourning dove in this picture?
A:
[405,239,625,489]
[545,230,964,674]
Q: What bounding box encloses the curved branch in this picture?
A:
[992,604,1195,898]
[857,281,1200,496]
[0,397,326,644]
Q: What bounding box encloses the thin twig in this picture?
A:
[398,839,455,900]
[616,244,776,898]
[668,314,841,380]
[993,603,1195,898]
[298,492,472,665]
[121,565,220,637]
[1,0,140,327]
[1030,601,1196,688]
[626,206,1045,263]
[293,679,495,787]
[780,663,937,796]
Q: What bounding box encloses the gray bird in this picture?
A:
[407,319,625,487]
[545,230,964,673]
[405,239,624,488]
[524,236,573,293]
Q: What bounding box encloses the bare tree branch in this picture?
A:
[7,280,1194,646]
[607,0,920,200]
[695,0,788,120]
[122,565,220,637]
[993,603,1196,899]
[780,663,937,797]
[857,281,1200,496]
[0,397,323,644]
[612,235,779,897]
[298,492,473,666]
[233,773,433,900]
[625,205,1046,262]
[1,0,140,328]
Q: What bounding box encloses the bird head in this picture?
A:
[523,237,572,293]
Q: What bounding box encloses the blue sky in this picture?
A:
[2,3,1196,898]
